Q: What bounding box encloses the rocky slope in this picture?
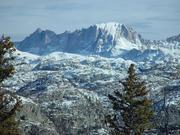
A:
[2,50,179,135]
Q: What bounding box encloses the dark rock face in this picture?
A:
[120,24,140,44]
[15,29,58,55]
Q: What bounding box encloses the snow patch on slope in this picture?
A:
[96,22,122,39]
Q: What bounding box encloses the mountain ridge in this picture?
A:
[15,22,144,56]
[15,22,180,60]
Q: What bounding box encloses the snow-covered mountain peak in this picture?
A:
[95,22,136,36]
[95,22,132,34]
[94,22,139,42]
[15,22,143,56]
[95,22,122,35]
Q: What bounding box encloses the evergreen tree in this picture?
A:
[0,36,21,135]
[108,64,153,135]
[175,64,180,79]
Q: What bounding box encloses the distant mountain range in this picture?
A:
[15,22,180,61]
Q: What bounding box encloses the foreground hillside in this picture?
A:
[2,50,179,134]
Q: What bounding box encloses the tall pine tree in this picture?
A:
[0,36,21,135]
[108,64,153,135]
[0,36,15,82]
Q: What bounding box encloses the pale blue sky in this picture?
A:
[0,0,180,41]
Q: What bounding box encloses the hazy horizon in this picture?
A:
[0,0,180,41]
